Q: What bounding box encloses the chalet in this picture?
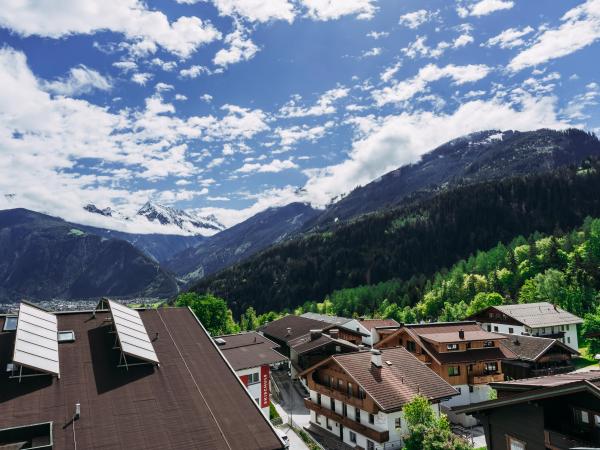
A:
[357,318,400,347]
[499,333,579,380]
[0,301,284,449]
[299,347,457,450]
[468,302,583,351]
[214,331,288,418]
[300,312,369,345]
[259,315,362,379]
[454,372,600,450]
[376,321,514,425]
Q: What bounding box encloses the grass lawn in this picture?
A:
[573,345,599,370]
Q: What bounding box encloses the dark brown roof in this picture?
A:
[499,333,579,361]
[214,331,287,371]
[0,308,283,450]
[490,371,600,390]
[303,347,457,412]
[359,319,400,329]
[259,315,332,343]
[408,321,506,343]
[289,332,358,355]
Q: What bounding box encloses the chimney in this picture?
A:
[286,327,292,336]
[371,349,382,368]
[329,328,339,339]
[310,329,322,341]
[458,329,465,339]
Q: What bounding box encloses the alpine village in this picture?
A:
[2,1,600,450]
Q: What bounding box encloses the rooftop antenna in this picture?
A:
[74,403,81,420]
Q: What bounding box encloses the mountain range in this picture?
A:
[1,128,599,305]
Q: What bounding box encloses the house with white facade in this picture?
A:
[468,302,583,351]
[299,347,457,450]
[215,331,288,418]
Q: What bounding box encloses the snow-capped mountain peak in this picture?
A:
[136,201,225,236]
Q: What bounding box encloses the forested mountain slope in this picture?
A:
[0,209,178,302]
[191,160,600,316]
[306,129,600,230]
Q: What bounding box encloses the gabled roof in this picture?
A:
[473,302,583,328]
[300,347,457,412]
[301,312,352,326]
[0,308,283,450]
[289,332,358,355]
[490,371,600,390]
[259,315,333,343]
[499,333,579,362]
[359,318,400,330]
[214,331,288,371]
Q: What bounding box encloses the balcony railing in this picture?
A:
[469,373,504,384]
[544,428,596,449]
[304,398,390,443]
[309,380,378,414]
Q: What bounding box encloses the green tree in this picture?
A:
[466,292,503,316]
[583,305,600,356]
[175,292,239,335]
[240,306,259,331]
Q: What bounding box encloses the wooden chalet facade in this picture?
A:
[299,347,457,450]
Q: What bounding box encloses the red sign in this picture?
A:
[239,374,249,386]
[260,365,270,408]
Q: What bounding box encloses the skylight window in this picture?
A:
[3,316,17,331]
[57,330,75,343]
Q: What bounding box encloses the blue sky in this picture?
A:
[0,0,599,233]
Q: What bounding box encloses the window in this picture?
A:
[485,362,498,373]
[338,379,343,390]
[248,372,260,384]
[369,413,375,424]
[57,330,75,343]
[347,382,353,396]
[349,431,357,443]
[330,398,335,411]
[456,387,462,394]
[507,435,526,450]
[254,398,260,405]
[329,376,334,387]
[566,324,570,331]
[395,417,402,429]
[508,327,514,334]
[466,342,471,349]
[595,414,600,428]
[493,326,499,332]
[487,325,491,331]
[316,414,321,425]
[335,345,341,352]
[567,336,571,344]
[447,343,459,351]
[469,385,474,393]
[484,340,494,347]
[448,366,460,377]
[367,440,375,450]
[358,386,366,399]
[326,418,332,430]
[355,408,361,423]
[343,403,347,417]
[406,340,416,352]
[317,393,321,405]
[580,410,590,424]
[2,316,17,331]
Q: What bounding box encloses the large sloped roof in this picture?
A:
[214,331,287,371]
[487,302,583,327]
[499,333,578,361]
[259,315,333,343]
[0,307,283,450]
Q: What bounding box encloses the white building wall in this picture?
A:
[479,322,580,351]
[236,366,270,418]
[441,384,490,427]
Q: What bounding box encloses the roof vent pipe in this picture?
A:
[371,349,382,368]
[286,327,292,336]
[310,329,322,341]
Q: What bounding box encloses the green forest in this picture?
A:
[192,159,600,317]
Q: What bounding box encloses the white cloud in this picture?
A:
[43,65,111,96]
[466,0,514,17]
[402,36,450,59]
[362,47,382,57]
[179,65,210,78]
[367,31,389,39]
[301,0,377,21]
[302,94,568,206]
[131,72,153,85]
[279,87,349,117]
[213,25,259,67]
[112,60,138,72]
[0,0,221,58]
[209,0,295,22]
[174,94,188,101]
[453,33,474,48]
[509,0,600,71]
[380,62,402,83]
[155,82,174,92]
[373,63,491,106]
[200,94,213,103]
[236,158,298,173]
[275,122,333,149]
[399,9,436,29]
[484,26,534,49]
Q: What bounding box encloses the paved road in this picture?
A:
[276,424,310,450]
[272,370,311,430]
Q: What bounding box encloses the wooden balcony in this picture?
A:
[544,429,595,449]
[304,398,390,443]
[469,372,504,384]
[308,379,378,414]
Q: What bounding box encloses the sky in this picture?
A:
[0,0,599,233]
